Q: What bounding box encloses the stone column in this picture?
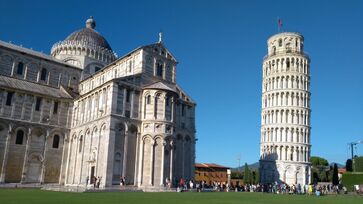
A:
[72,137,79,184]
[86,130,95,186]
[21,96,26,120]
[10,61,16,76]
[95,128,102,180]
[58,133,68,185]
[169,141,174,186]
[149,141,154,185]
[21,128,33,183]
[130,90,135,118]
[95,93,99,119]
[64,134,73,184]
[40,130,50,184]
[57,73,62,88]
[10,94,16,118]
[160,140,165,186]
[103,127,115,188]
[287,146,291,161]
[78,132,86,185]
[122,88,127,116]
[0,124,13,183]
[133,133,140,185]
[122,131,129,178]
[137,136,144,186]
[302,167,306,185]
[171,98,175,122]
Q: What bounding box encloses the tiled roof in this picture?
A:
[0,40,80,70]
[338,168,346,174]
[195,163,230,169]
[0,75,73,99]
[65,28,112,51]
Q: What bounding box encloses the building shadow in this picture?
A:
[259,152,282,185]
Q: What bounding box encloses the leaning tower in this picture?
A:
[260,32,311,186]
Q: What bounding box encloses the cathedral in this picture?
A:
[0,17,196,188]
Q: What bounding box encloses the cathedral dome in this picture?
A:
[51,16,117,68]
[65,18,112,51]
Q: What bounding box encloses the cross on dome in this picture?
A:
[158,32,163,43]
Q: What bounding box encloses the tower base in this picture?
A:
[259,160,311,186]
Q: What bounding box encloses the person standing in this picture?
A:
[93,176,97,189]
[85,176,89,188]
[97,176,101,188]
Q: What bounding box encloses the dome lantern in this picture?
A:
[86,16,96,29]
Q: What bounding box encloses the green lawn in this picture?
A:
[0,189,361,204]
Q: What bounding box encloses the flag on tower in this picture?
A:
[278,19,283,31]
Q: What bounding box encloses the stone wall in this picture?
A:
[0,120,68,184]
[0,42,82,91]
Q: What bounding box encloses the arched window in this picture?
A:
[286,43,291,53]
[182,104,185,116]
[157,63,163,77]
[15,130,24,145]
[165,96,169,106]
[52,134,60,149]
[79,136,83,152]
[154,95,159,118]
[40,68,47,81]
[272,46,276,55]
[17,62,24,75]
[146,95,151,104]
[126,89,130,102]
[5,91,14,106]
[278,39,282,47]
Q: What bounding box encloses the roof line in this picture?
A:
[0,40,82,71]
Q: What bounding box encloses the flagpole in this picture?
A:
[277,17,282,33]
[277,17,280,33]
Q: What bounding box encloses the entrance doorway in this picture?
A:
[90,166,95,184]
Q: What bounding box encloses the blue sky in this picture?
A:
[1,0,362,167]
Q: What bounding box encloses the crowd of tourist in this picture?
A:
[173,179,348,196]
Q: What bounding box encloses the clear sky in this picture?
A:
[1,0,362,167]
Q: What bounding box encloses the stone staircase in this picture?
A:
[42,184,143,192]
[0,183,42,189]
[1,183,182,193]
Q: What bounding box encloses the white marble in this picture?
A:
[260,32,312,186]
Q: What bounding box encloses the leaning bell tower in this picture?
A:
[259,32,311,186]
